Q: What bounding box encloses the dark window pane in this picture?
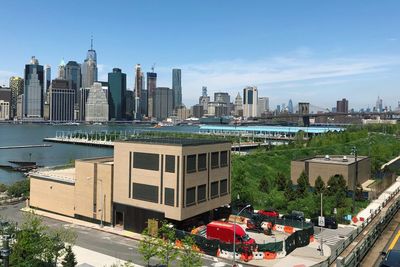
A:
[165,155,175,173]
[211,152,219,169]
[220,179,228,195]
[220,151,228,167]
[186,187,196,206]
[187,154,196,173]
[211,181,219,198]
[132,183,158,203]
[133,152,159,171]
[197,184,206,202]
[165,188,174,206]
[198,153,207,171]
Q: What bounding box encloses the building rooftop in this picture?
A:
[30,167,75,184]
[119,138,231,146]
[303,155,368,165]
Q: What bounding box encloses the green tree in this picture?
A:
[179,235,203,267]
[0,183,7,192]
[62,246,77,267]
[284,179,295,201]
[138,228,159,267]
[297,171,310,197]
[10,214,75,267]
[314,176,325,195]
[275,172,287,191]
[157,221,179,267]
[327,175,347,208]
[7,179,30,198]
[259,177,270,193]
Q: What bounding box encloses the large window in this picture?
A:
[211,152,219,169]
[220,151,228,167]
[165,188,174,206]
[211,181,219,198]
[187,155,196,173]
[198,153,207,171]
[220,179,228,195]
[186,187,196,206]
[197,184,206,202]
[133,152,159,171]
[132,183,158,203]
[165,155,175,173]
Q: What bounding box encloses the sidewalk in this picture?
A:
[21,206,144,241]
[72,245,143,267]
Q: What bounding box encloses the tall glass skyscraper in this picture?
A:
[172,69,182,108]
[45,65,51,93]
[24,56,44,119]
[65,61,81,104]
[146,72,157,118]
[82,39,98,89]
[108,68,127,120]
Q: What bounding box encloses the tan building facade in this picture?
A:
[291,155,371,189]
[113,139,231,232]
[29,139,231,233]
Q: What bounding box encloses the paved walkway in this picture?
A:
[73,245,143,267]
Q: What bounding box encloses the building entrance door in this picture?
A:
[115,211,124,228]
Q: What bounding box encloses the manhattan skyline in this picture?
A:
[0,0,399,109]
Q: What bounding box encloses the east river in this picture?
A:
[0,124,198,184]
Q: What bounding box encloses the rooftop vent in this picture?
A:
[325,155,330,160]
[343,156,348,162]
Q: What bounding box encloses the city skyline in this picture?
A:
[0,1,399,109]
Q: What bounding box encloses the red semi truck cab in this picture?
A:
[206,221,256,245]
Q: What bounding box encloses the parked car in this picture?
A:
[257,208,279,218]
[282,211,305,222]
[380,250,400,267]
[311,216,338,229]
[206,221,256,245]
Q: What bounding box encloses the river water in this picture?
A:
[0,124,199,185]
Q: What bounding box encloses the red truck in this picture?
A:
[206,221,256,245]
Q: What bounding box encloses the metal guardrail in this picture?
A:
[311,194,400,267]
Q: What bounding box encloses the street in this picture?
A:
[0,202,247,267]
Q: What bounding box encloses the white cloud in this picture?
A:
[154,53,400,106]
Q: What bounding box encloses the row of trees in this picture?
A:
[1,214,77,267]
[0,179,30,198]
[139,221,203,267]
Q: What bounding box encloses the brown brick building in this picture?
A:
[29,138,231,232]
[291,155,371,189]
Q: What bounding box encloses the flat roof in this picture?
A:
[30,167,75,184]
[200,125,344,134]
[305,155,368,165]
[76,156,114,164]
[117,138,231,146]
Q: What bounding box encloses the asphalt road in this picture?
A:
[0,202,246,267]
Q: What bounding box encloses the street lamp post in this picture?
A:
[320,192,324,256]
[233,204,251,266]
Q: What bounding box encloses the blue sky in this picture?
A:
[1,0,399,110]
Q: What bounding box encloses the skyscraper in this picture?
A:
[49,79,75,122]
[376,96,383,112]
[24,56,44,119]
[234,93,243,116]
[108,68,127,120]
[172,68,182,108]
[81,39,98,89]
[45,65,51,93]
[85,82,108,122]
[242,86,258,118]
[336,98,349,113]
[9,76,24,119]
[65,61,81,103]
[133,64,142,120]
[199,87,210,114]
[146,71,157,118]
[153,87,173,120]
[288,99,294,114]
[257,97,269,116]
[58,59,66,79]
